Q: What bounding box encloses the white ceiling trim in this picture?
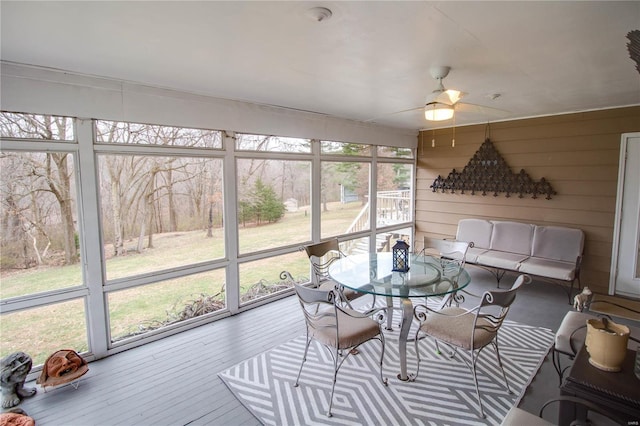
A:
[1,62,418,148]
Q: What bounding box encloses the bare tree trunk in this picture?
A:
[147,198,154,249]
[26,226,50,265]
[146,171,157,249]
[111,179,124,256]
[21,233,29,268]
[206,203,213,238]
[49,153,78,264]
[166,168,177,232]
[59,188,77,264]
[2,195,21,242]
[136,203,146,253]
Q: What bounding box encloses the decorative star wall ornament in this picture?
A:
[430,139,557,199]
[627,30,640,74]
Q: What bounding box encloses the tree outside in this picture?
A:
[0,113,412,365]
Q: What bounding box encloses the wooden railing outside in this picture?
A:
[342,190,411,254]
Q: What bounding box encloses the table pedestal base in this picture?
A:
[397,297,414,381]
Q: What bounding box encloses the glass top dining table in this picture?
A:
[328,251,471,381]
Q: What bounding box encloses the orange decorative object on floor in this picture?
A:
[36,350,88,388]
[0,409,35,426]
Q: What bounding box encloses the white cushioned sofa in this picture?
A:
[455,219,584,297]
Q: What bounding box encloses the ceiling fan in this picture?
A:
[424,65,466,121]
[378,66,508,124]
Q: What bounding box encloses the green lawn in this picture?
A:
[0,201,364,364]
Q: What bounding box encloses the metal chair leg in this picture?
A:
[470,350,486,419]
[414,332,423,379]
[378,336,389,386]
[551,346,563,385]
[294,334,312,387]
[493,338,512,394]
[326,347,339,417]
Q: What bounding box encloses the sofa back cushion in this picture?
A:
[531,226,584,263]
[490,221,534,255]
[456,219,493,249]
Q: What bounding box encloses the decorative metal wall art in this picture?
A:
[430,139,557,199]
[627,30,640,74]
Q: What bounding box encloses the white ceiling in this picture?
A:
[1,1,639,131]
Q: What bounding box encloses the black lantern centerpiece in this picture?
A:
[392,239,410,272]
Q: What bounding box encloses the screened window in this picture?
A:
[0,151,81,298]
[0,112,74,141]
[0,110,415,363]
[321,140,371,156]
[239,252,306,305]
[376,162,412,228]
[1,299,88,365]
[107,269,226,343]
[377,227,413,253]
[377,145,413,158]
[236,158,311,254]
[235,134,311,153]
[98,155,224,280]
[320,161,370,239]
[95,120,223,148]
[339,235,369,256]
[0,111,86,366]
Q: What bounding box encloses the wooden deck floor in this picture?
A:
[15,268,633,425]
[19,295,305,426]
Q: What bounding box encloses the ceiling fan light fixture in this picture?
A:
[424,102,454,121]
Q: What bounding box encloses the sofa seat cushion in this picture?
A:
[518,257,576,281]
[465,247,487,263]
[476,250,529,270]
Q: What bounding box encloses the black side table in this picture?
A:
[559,345,640,425]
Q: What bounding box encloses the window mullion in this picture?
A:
[76,118,109,358]
[369,150,378,252]
[311,139,321,242]
[223,131,240,314]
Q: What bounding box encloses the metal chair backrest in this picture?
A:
[423,236,469,280]
[472,274,531,347]
[294,284,338,343]
[423,236,468,265]
[303,239,342,286]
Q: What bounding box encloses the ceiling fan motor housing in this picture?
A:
[430,65,451,80]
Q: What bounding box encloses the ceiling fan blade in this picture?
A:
[364,105,422,122]
[389,106,423,115]
[455,102,510,116]
[444,89,465,104]
[429,89,465,105]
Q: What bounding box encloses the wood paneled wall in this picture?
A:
[415,106,640,294]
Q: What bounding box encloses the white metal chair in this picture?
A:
[421,236,472,306]
[413,274,531,418]
[422,236,469,268]
[303,239,374,309]
[293,284,388,417]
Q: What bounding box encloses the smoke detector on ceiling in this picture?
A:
[306,7,332,22]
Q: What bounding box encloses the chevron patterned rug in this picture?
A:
[219,320,553,425]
